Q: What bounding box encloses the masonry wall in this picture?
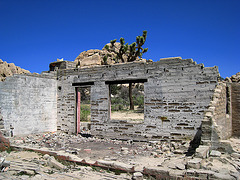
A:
[202,82,232,145]
[231,83,240,137]
[212,83,232,140]
[57,59,219,141]
[56,74,76,133]
[0,74,57,136]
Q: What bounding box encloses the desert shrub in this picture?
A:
[79,87,91,104]
[135,95,144,108]
[81,104,90,122]
[111,104,124,111]
[110,83,144,111]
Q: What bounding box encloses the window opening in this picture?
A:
[109,82,144,123]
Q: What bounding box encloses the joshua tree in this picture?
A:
[104,31,148,110]
[104,30,148,63]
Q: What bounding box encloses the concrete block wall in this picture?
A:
[0,74,57,136]
[56,73,76,134]
[231,83,240,137]
[56,59,219,141]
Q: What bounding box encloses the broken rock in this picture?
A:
[195,146,210,159]
[48,156,66,171]
[187,158,202,169]
[96,160,134,172]
[210,150,221,157]
[132,172,143,180]
[143,166,169,178]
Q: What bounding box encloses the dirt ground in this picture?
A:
[111,110,144,122]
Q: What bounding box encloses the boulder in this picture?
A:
[74,43,145,67]
[0,59,30,81]
[74,49,103,67]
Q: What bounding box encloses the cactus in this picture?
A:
[104,30,148,63]
[104,31,148,110]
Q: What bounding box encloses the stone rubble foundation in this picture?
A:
[0,132,239,179]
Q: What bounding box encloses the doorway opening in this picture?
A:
[76,86,91,135]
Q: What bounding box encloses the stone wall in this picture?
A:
[0,74,57,136]
[56,74,76,133]
[202,82,232,146]
[231,83,240,137]
[56,58,219,141]
[50,61,76,71]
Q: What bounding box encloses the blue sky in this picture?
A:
[0,0,239,78]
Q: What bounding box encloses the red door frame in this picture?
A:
[76,90,81,135]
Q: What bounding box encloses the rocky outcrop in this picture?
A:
[230,72,240,83]
[74,43,147,68]
[74,49,106,67]
[0,59,30,81]
[225,72,240,83]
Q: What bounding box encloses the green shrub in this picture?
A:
[136,95,144,108]
[81,104,90,122]
[111,104,124,111]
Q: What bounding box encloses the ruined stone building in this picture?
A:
[0,54,239,151]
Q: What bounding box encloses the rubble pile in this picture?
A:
[0,150,132,180]
[0,132,239,179]
[9,132,190,159]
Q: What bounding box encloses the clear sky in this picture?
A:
[0,0,239,78]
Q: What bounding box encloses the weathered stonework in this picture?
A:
[56,58,219,141]
[0,57,228,142]
[201,76,240,152]
[202,82,232,145]
[0,73,57,136]
[231,83,240,137]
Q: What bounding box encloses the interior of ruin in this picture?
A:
[0,57,240,179]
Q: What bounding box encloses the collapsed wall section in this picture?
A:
[57,59,219,141]
[202,82,232,147]
[0,74,57,136]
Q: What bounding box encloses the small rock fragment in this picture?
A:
[132,172,143,180]
[187,158,202,169]
[210,150,221,157]
[195,146,210,159]
[48,156,66,171]
[43,154,50,160]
